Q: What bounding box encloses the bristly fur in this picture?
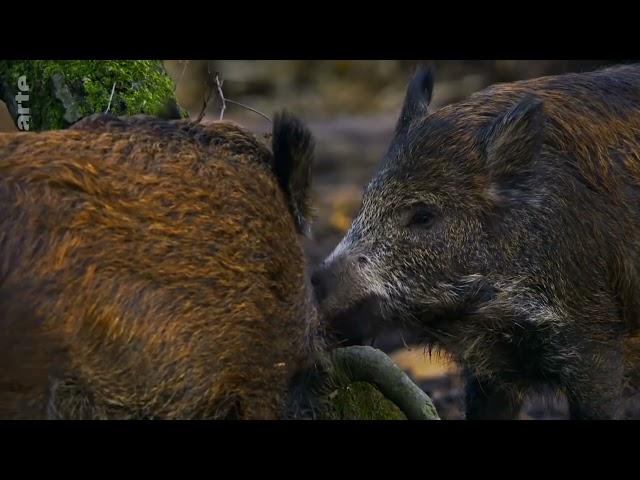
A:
[315,64,640,420]
[0,114,319,419]
[271,111,316,236]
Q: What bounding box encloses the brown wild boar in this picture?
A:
[0,112,318,419]
[313,64,640,419]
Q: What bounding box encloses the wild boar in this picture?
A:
[313,64,640,419]
[0,112,318,419]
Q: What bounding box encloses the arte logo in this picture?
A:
[15,75,30,131]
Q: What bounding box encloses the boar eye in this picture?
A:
[406,205,436,229]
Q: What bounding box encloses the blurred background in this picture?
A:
[3,60,638,418]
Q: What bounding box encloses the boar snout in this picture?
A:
[311,253,386,346]
[311,253,360,314]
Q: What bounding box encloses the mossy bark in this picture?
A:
[0,60,185,131]
[320,381,408,420]
[305,346,440,420]
[327,346,440,420]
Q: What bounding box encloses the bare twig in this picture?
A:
[174,60,189,93]
[193,61,218,123]
[195,67,224,123]
[215,74,226,121]
[195,83,214,124]
[225,98,273,123]
[224,98,272,123]
[195,64,272,124]
[105,82,116,114]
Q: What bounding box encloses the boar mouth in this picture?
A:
[322,295,388,347]
[324,296,432,351]
[402,276,501,346]
[321,275,499,349]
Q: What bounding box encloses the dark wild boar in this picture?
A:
[0,112,318,419]
[313,64,640,419]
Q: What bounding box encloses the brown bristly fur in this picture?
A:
[0,114,318,419]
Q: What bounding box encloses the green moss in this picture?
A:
[319,382,407,420]
[295,350,411,420]
[0,60,185,131]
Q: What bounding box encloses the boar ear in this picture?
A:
[396,64,434,132]
[272,111,315,235]
[483,95,545,198]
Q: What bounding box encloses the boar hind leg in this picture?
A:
[464,372,524,420]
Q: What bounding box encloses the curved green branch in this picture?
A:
[330,346,440,420]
